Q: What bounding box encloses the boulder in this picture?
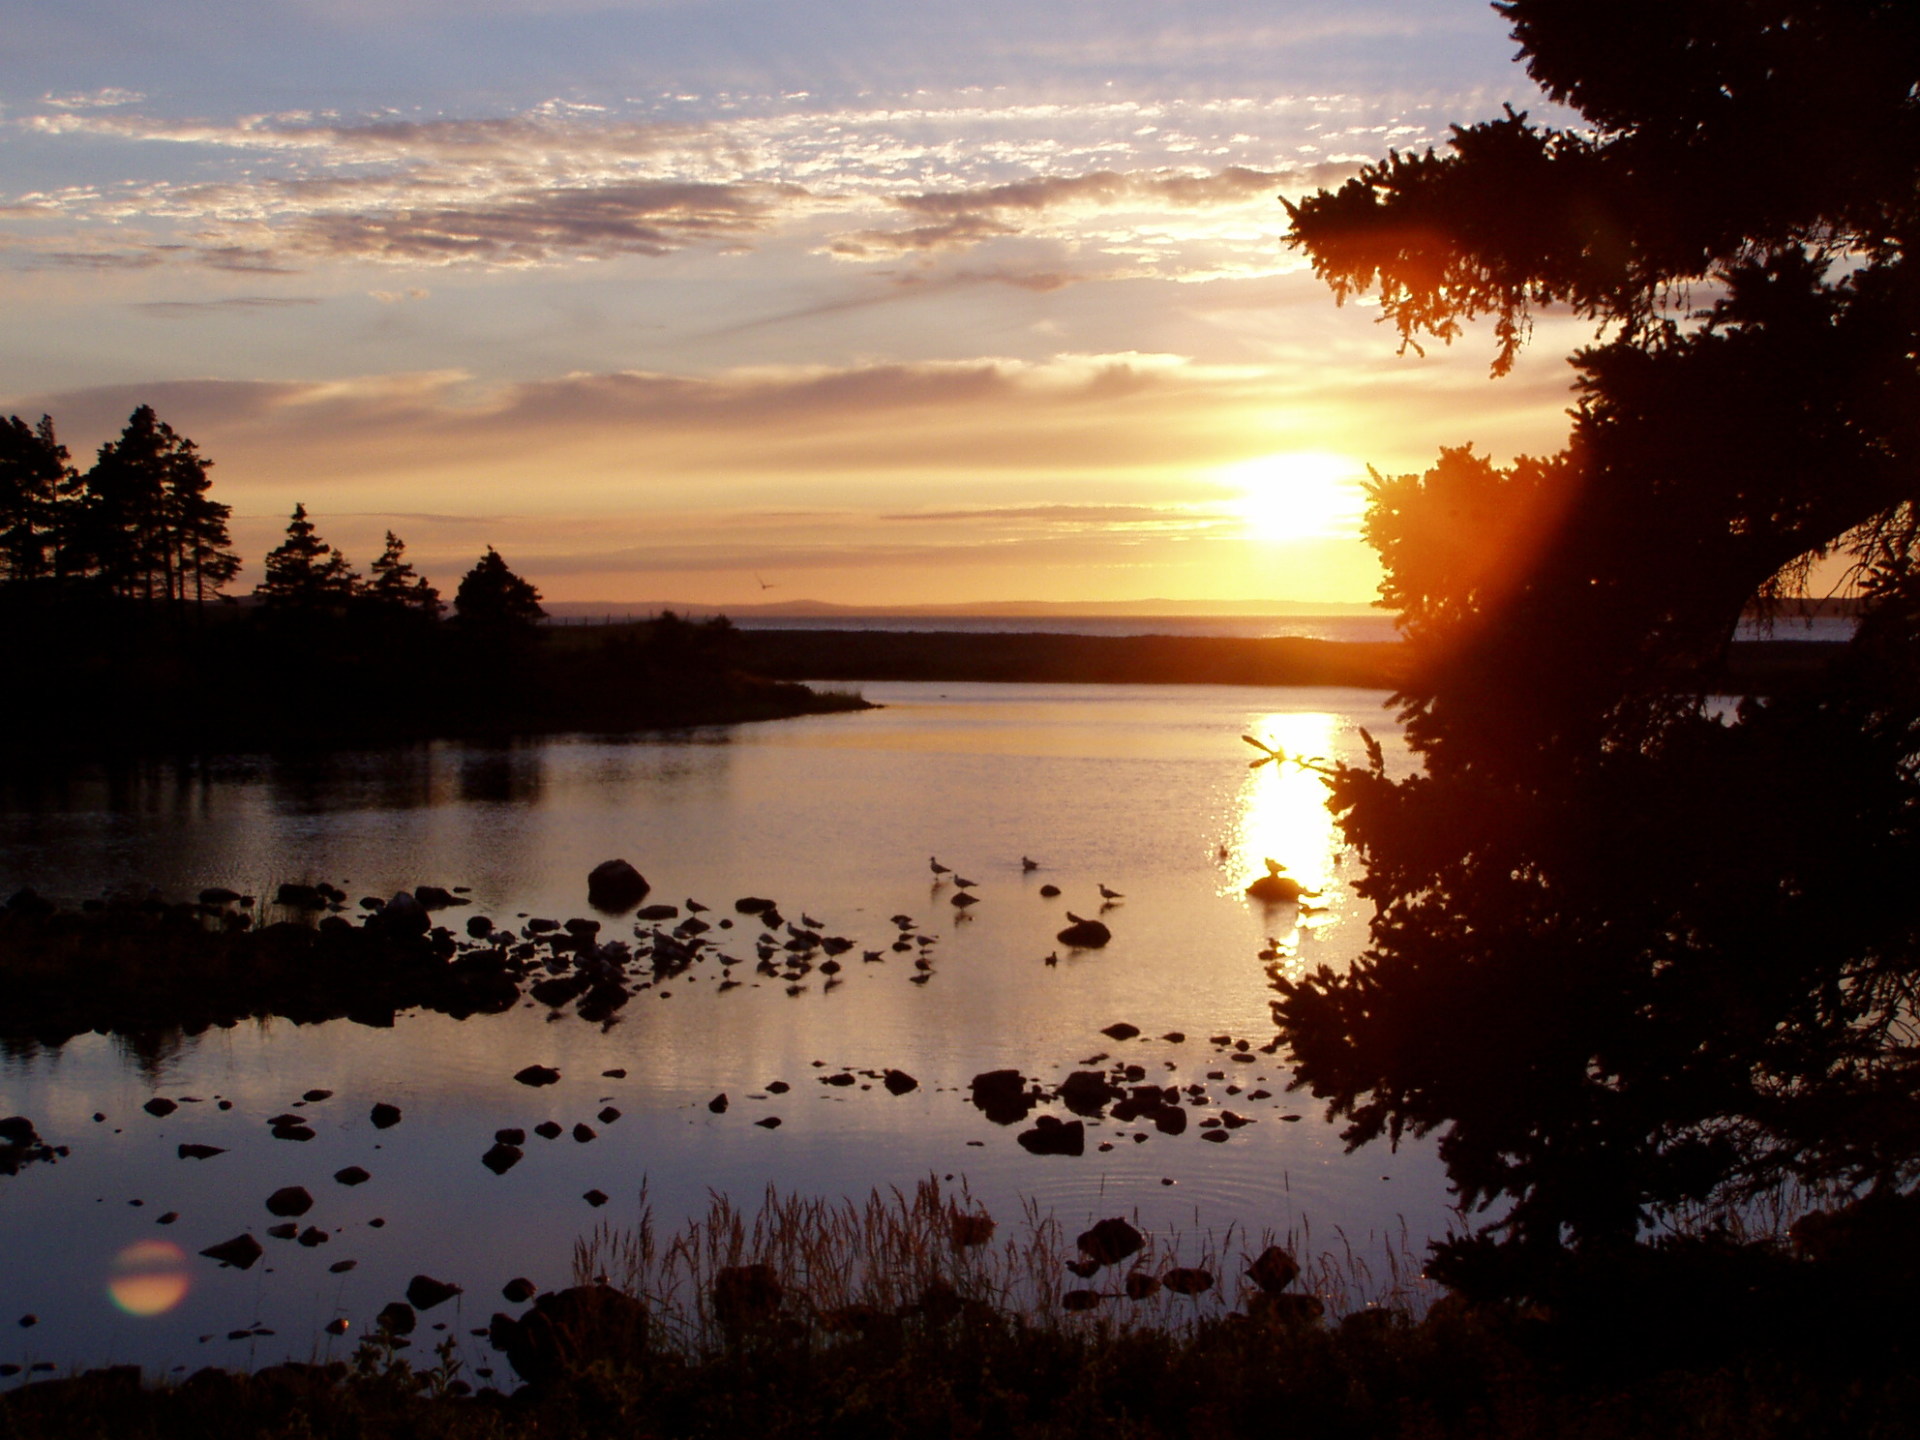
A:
[1056,916,1112,948]
[494,1284,649,1388]
[1057,1071,1118,1117]
[481,1142,523,1175]
[883,1069,919,1095]
[587,860,651,913]
[1076,1217,1144,1267]
[264,1186,313,1218]
[1162,1267,1214,1296]
[514,1065,561,1087]
[380,891,431,936]
[969,1069,1035,1125]
[1247,1245,1301,1294]
[405,1275,462,1311]
[414,886,464,910]
[369,1102,402,1129]
[200,1234,264,1270]
[1017,1115,1085,1156]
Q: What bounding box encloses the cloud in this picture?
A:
[287,179,802,265]
[133,296,321,316]
[41,88,145,110]
[833,162,1361,258]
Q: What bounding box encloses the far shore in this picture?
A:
[734,627,1845,693]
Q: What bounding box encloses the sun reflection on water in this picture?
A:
[1224,712,1343,955]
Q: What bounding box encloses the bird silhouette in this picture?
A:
[929,856,950,877]
[953,873,977,890]
[1097,884,1124,900]
[1021,856,1039,872]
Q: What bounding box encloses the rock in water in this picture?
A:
[1076,1217,1144,1267]
[1247,1245,1301,1293]
[406,1275,462,1311]
[514,1065,561,1087]
[1017,1115,1085,1156]
[1056,916,1111,948]
[200,1234,264,1270]
[586,860,650,912]
[882,1069,918,1095]
[369,1102,402,1129]
[1245,873,1309,904]
[481,1143,523,1175]
[264,1186,313,1217]
[380,891,431,936]
[969,1070,1034,1125]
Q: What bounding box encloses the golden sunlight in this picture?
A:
[1227,711,1341,898]
[1223,452,1368,543]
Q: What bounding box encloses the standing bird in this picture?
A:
[953,873,977,890]
[929,856,951,878]
[1098,884,1124,901]
[1021,856,1039,872]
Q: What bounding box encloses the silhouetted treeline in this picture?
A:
[0,408,861,754]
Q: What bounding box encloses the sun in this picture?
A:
[1222,452,1369,544]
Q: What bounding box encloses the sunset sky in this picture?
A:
[1,0,1584,608]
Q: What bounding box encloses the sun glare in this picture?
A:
[1224,452,1368,544]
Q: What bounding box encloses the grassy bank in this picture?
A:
[2,1180,1914,1439]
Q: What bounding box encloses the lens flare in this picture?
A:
[109,1239,191,1316]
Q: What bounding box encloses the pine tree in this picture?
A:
[256,504,358,611]
[0,415,76,585]
[452,547,545,633]
[365,531,441,617]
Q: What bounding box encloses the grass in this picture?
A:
[6,1180,1915,1439]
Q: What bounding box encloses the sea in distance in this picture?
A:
[0,610,1848,1384]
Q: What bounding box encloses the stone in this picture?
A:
[883,1069,918,1095]
[1038,884,1061,897]
[755,1116,782,1129]
[414,886,463,910]
[534,1121,563,1140]
[297,1227,329,1248]
[266,1223,299,1240]
[200,1234,264,1270]
[572,1124,596,1143]
[1058,1071,1118,1116]
[583,1189,608,1207]
[1247,1245,1301,1294]
[493,1284,649,1389]
[370,1103,402,1129]
[1076,1217,1144,1267]
[376,1302,416,1336]
[1056,916,1112,948]
[586,859,651,912]
[265,1186,313,1217]
[1017,1115,1085,1157]
[969,1069,1034,1125]
[502,1278,536,1304]
[1161,1267,1214,1296]
[708,1094,728,1114]
[143,1097,177,1118]
[481,1142,523,1175]
[1100,1022,1140,1041]
[177,1143,226,1160]
[406,1275,462,1311]
[380,892,431,936]
[514,1065,561,1087]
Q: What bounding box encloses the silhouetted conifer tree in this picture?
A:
[256,503,357,611]
[73,406,236,604]
[1275,0,1920,1296]
[365,530,441,617]
[0,415,76,585]
[452,547,544,633]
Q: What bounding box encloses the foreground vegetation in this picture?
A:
[2,1179,1915,1439]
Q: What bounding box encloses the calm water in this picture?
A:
[0,682,1450,1384]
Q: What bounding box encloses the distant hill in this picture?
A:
[542,597,1381,622]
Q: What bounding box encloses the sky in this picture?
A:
[0,0,1586,608]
